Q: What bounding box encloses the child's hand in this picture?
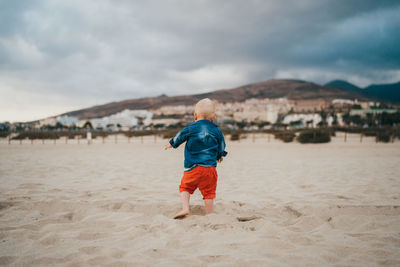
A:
[217,157,223,163]
[164,143,173,150]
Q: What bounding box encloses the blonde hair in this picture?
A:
[195,98,216,120]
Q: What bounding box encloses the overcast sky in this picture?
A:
[1,0,399,122]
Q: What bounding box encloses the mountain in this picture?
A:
[62,79,372,119]
[325,80,361,92]
[325,80,400,104]
[364,82,400,103]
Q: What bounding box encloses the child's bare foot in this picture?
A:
[173,210,189,219]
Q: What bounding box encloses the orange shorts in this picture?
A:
[179,165,218,199]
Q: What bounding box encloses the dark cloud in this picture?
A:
[0,0,399,121]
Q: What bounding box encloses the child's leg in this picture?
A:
[180,191,190,212]
[204,198,214,214]
[199,167,217,215]
[174,191,190,219]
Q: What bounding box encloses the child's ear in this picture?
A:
[194,112,198,121]
[211,115,215,122]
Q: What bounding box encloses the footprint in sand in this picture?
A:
[17,183,43,189]
[284,206,302,218]
[236,215,260,222]
[0,201,14,211]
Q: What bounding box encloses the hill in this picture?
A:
[325,80,361,92]
[325,80,400,104]
[364,82,400,103]
[63,79,370,119]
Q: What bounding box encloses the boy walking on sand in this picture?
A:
[165,98,228,219]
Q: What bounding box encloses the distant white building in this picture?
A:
[152,118,181,127]
[283,113,322,128]
[90,109,153,131]
[327,116,334,126]
[57,115,80,127]
[153,105,194,115]
[39,117,57,127]
[326,114,344,126]
[332,99,356,105]
[221,98,292,123]
[350,108,398,117]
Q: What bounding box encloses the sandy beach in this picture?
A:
[0,135,399,266]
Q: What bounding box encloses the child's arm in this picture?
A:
[217,130,228,161]
[165,127,190,150]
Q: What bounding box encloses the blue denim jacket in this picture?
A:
[169,119,228,172]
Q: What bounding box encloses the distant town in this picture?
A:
[4,78,400,144]
[1,97,399,133]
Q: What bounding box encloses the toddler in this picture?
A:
[165,98,228,219]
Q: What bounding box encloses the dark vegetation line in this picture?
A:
[1,111,400,144]
[1,126,399,144]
